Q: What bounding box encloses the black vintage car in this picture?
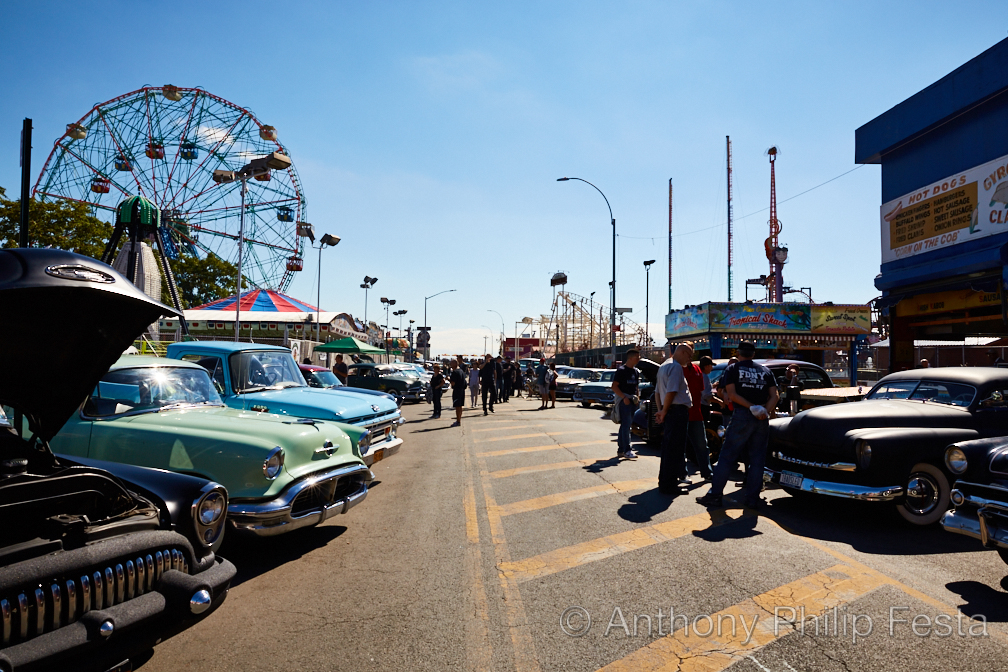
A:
[0,248,236,671]
[940,431,1008,565]
[765,368,1008,525]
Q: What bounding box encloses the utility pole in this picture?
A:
[726,136,733,302]
[20,119,32,248]
[668,179,673,314]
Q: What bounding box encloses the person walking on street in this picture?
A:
[536,358,549,409]
[654,345,693,492]
[430,364,445,419]
[502,357,514,402]
[493,356,504,405]
[681,345,714,481]
[480,354,496,415]
[333,354,348,385]
[513,362,523,398]
[449,359,467,426]
[696,340,779,509]
[468,364,480,408]
[612,349,641,459]
[547,362,559,408]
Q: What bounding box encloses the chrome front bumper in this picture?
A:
[764,468,904,502]
[941,485,1008,550]
[362,436,403,466]
[228,463,372,537]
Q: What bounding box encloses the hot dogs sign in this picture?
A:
[881,152,1008,263]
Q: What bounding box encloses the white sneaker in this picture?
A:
[623,449,638,460]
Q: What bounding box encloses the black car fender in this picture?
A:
[945,435,1008,483]
[56,454,226,563]
[844,427,980,478]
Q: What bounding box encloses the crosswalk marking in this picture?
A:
[496,478,656,516]
[486,457,616,478]
[598,563,887,671]
[479,440,611,458]
[500,509,748,584]
[474,429,592,443]
[471,424,543,433]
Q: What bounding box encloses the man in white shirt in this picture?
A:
[654,344,693,495]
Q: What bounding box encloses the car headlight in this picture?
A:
[191,483,227,548]
[945,446,968,474]
[263,446,285,480]
[359,429,372,450]
[855,440,872,470]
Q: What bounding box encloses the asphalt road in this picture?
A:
[146,394,1008,671]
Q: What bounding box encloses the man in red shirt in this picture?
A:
[681,344,713,481]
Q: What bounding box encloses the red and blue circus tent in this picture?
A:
[193,289,319,313]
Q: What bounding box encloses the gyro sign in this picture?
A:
[881,152,1008,263]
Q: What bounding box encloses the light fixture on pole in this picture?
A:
[558,177,616,365]
[380,297,396,359]
[643,259,655,347]
[515,316,533,362]
[487,309,505,356]
[394,309,407,344]
[313,233,341,343]
[360,275,377,341]
[213,151,293,341]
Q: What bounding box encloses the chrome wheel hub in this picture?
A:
[905,473,940,515]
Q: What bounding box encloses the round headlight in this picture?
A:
[855,440,872,470]
[198,492,224,525]
[263,447,285,480]
[945,446,968,474]
[359,429,372,449]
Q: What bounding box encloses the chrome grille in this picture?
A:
[1,548,187,648]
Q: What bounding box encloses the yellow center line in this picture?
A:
[474,429,592,443]
[471,424,543,433]
[500,509,749,584]
[598,562,888,672]
[462,437,492,671]
[496,478,656,516]
[479,440,611,458]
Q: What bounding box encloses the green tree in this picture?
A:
[0,190,113,259]
[167,252,243,309]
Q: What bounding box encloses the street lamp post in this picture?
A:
[314,234,342,343]
[643,259,655,347]
[558,177,615,365]
[213,151,292,341]
[424,289,457,360]
[515,317,533,362]
[487,309,504,356]
[590,291,596,349]
[381,297,396,360]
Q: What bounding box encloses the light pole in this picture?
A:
[515,317,533,362]
[360,276,377,342]
[313,234,341,343]
[590,291,596,349]
[643,259,655,347]
[481,325,494,354]
[408,319,415,361]
[212,151,293,341]
[424,289,457,359]
[558,177,615,364]
[381,297,396,359]
[487,309,505,356]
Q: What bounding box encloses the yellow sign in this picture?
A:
[895,288,1002,317]
[887,181,978,252]
[811,305,871,334]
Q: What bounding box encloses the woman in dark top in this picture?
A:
[430,364,445,419]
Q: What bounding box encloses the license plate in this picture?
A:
[780,470,804,489]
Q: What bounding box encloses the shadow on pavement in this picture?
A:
[618,488,676,523]
[220,525,347,587]
[582,456,622,473]
[692,510,760,541]
[945,579,1008,622]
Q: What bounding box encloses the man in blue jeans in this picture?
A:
[611,349,641,460]
[696,340,778,509]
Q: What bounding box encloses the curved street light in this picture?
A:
[558,177,616,364]
[423,288,457,359]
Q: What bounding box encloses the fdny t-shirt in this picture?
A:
[721,360,776,406]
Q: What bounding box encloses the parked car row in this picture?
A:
[0,249,408,671]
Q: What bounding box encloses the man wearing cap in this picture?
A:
[696,340,778,509]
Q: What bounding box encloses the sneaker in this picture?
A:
[623,449,638,460]
[695,492,723,508]
[678,476,691,485]
[490,408,494,413]
[484,411,488,416]
[450,421,460,427]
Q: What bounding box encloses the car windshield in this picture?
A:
[568,369,594,380]
[599,371,615,383]
[867,380,976,407]
[229,350,306,392]
[85,366,223,417]
[308,370,342,388]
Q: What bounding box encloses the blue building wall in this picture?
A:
[856,38,1008,293]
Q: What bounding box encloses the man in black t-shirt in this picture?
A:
[430,364,445,419]
[480,355,496,415]
[449,359,467,426]
[332,354,349,385]
[611,349,641,459]
[696,341,778,509]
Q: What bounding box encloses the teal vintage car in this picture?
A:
[166,341,404,465]
[50,356,373,537]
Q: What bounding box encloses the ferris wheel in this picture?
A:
[33,85,307,290]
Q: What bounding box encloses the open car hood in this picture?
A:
[637,359,660,384]
[0,248,180,442]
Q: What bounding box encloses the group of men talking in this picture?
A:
[610,340,779,508]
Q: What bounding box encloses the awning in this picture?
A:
[314,336,386,354]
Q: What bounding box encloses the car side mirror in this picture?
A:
[980,391,1004,408]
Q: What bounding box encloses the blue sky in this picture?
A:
[2,2,1006,354]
